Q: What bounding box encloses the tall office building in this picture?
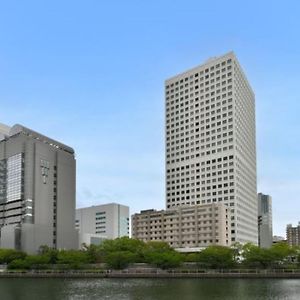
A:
[257,193,272,248]
[76,203,129,247]
[165,52,257,244]
[0,123,78,253]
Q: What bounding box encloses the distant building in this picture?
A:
[273,235,286,244]
[0,123,10,140]
[0,123,78,253]
[76,203,129,247]
[132,203,231,251]
[286,222,300,246]
[257,193,272,248]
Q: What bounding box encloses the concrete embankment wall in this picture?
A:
[1,271,300,279]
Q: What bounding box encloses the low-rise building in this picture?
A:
[272,235,286,245]
[132,203,231,251]
[76,203,129,247]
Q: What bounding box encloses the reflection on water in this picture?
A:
[0,278,299,300]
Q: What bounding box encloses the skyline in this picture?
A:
[1,1,300,237]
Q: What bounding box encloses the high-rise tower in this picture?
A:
[0,123,78,253]
[165,52,257,244]
[258,193,272,248]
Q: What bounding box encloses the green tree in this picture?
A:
[82,243,103,263]
[231,242,243,264]
[57,250,89,265]
[242,243,297,268]
[38,245,58,264]
[105,251,137,269]
[242,243,273,268]
[143,241,183,269]
[7,259,30,270]
[269,242,296,265]
[196,245,235,269]
[0,249,27,264]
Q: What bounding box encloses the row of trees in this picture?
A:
[1,237,299,270]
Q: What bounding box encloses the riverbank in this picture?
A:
[1,269,300,278]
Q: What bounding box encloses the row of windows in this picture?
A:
[165,59,232,90]
[167,146,234,165]
[168,76,232,89]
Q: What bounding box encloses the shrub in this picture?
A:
[0,249,27,264]
[105,251,137,269]
[8,259,30,270]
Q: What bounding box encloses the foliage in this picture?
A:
[196,245,235,269]
[38,245,59,264]
[143,241,183,269]
[81,243,103,263]
[100,237,145,260]
[183,253,198,262]
[242,243,272,268]
[105,251,137,269]
[0,249,27,264]
[231,242,243,263]
[269,242,297,263]
[4,239,300,271]
[8,259,30,270]
[57,250,89,265]
[241,242,297,268]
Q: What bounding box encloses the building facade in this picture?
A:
[132,203,231,250]
[286,223,300,246]
[257,193,272,248]
[0,123,78,253]
[165,52,257,244]
[76,203,129,247]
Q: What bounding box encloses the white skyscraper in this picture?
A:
[165,52,257,244]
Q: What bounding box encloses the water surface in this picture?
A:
[0,278,299,300]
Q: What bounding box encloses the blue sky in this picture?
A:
[0,0,300,236]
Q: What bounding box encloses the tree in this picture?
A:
[105,251,137,269]
[101,237,145,255]
[269,242,296,265]
[231,242,243,264]
[241,243,297,268]
[242,243,273,268]
[82,243,103,263]
[196,246,235,269]
[38,245,58,264]
[7,259,30,270]
[143,241,183,269]
[57,250,89,265]
[0,249,27,264]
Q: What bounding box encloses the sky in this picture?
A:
[0,0,300,237]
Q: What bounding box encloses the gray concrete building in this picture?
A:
[132,203,231,251]
[286,222,300,246]
[165,52,257,244]
[0,123,78,253]
[257,193,272,248]
[76,203,129,247]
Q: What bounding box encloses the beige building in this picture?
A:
[132,203,231,250]
[165,52,257,244]
[286,223,300,246]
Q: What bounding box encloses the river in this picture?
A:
[0,278,299,299]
